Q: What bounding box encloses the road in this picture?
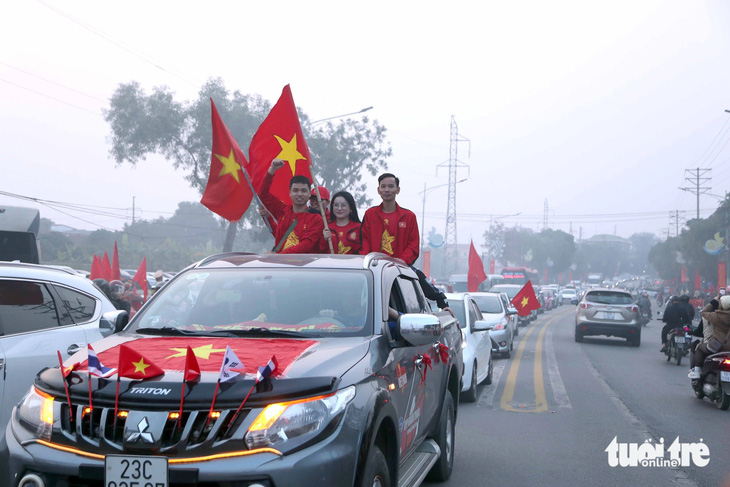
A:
[426,303,730,487]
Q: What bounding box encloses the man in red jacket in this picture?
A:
[360,173,419,265]
[259,159,324,254]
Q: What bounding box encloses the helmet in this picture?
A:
[642,292,648,297]
[110,280,124,294]
[680,294,690,303]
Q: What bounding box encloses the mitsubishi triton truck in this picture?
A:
[4,252,462,487]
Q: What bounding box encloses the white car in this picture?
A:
[0,263,126,453]
[471,291,518,358]
[445,292,494,403]
[560,288,578,304]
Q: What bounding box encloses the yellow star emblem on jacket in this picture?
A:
[282,231,299,251]
[338,241,352,254]
[381,229,395,255]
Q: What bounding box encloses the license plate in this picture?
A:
[722,371,730,382]
[598,312,617,320]
[105,455,168,487]
[674,336,686,344]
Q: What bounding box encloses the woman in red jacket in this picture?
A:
[322,191,362,254]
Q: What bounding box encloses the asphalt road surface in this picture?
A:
[426,303,730,487]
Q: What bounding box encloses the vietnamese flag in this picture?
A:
[101,251,112,281]
[111,242,121,282]
[200,98,254,221]
[249,85,313,203]
[132,257,148,299]
[178,346,201,425]
[467,240,486,292]
[510,281,541,317]
[89,254,102,280]
[117,343,164,380]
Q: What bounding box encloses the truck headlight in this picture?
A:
[245,386,355,450]
[18,387,54,440]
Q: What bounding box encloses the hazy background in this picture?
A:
[3,0,730,244]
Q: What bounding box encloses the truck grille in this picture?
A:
[58,402,251,453]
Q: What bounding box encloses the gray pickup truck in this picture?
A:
[5,252,462,487]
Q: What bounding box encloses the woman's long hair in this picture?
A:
[328,191,360,223]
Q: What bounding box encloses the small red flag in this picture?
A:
[510,281,541,317]
[101,252,112,281]
[89,254,102,280]
[200,98,254,221]
[117,344,165,380]
[132,257,148,300]
[111,242,121,282]
[467,240,487,292]
[249,85,313,203]
[183,346,201,382]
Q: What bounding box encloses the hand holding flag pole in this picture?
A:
[308,167,335,254]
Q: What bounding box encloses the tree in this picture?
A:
[103,78,392,250]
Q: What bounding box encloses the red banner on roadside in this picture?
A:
[719,263,726,290]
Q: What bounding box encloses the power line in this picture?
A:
[0,61,106,102]
[0,78,101,116]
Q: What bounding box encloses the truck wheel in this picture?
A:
[360,445,390,487]
[427,392,455,482]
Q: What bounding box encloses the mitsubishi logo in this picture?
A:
[127,417,154,444]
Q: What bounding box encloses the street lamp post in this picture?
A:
[419,179,468,246]
[309,106,373,126]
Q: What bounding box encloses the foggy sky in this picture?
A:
[2,0,730,246]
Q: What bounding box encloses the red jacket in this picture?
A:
[259,173,324,254]
[324,220,362,255]
[360,203,419,265]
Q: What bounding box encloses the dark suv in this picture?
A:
[5,253,462,487]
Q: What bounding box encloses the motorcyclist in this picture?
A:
[679,294,695,325]
[638,292,652,321]
[688,294,730,379]
[93,278,131,314]
[660,295,689,353]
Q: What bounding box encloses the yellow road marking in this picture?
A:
[500,309,573,412]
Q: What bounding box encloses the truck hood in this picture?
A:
[40,334,371,408]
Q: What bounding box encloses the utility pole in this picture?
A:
[669,210,685,237]
[132,196,136,224]
[679,168,711,219]
[438,116,470,276]
[543,199,548,230]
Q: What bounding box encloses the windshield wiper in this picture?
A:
[135,326,237,337]
[212,327,321,338]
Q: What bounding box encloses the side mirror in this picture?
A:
[99,310,129,337]
[506,308,518,316]
[473,320,494,331]
[398,313,442,347]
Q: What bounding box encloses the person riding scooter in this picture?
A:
[688,294,730,379]
[661,295,689,353]
[638,292,652,323]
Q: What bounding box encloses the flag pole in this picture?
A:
[308,166,335,254]
[204,379,221,431]
[57,351,74,422]
[240,163,278,232]
[227,383,256,436]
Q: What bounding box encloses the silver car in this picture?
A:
[0,263,124,452]
[575,288,642,346]
[471,292,518,358]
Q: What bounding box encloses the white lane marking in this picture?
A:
[546,326,572,409]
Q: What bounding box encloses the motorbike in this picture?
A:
[664,327,691,366]
[691,351,730,410]
[656,295,664,307]
[641,308,652,326]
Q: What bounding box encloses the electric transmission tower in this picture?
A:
[438,116,470,276]
[668,210,686,237]
[543,199,549,230]
[678,168,711,219]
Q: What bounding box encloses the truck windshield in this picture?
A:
[131,269,373,336]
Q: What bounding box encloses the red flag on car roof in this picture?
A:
[467,240,486,292]
[101,252,112,281]
[510,281,541,317]
[248,85,313,203]
[132,257,148,299]
[89,254,102,280]
[200,98,255,221]
[111,242,121,282]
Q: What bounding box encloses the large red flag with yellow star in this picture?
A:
[200,98,254,221]
[249,85,313,203]
[510,281,541,317]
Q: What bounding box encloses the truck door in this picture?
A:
[383,269,444,459]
